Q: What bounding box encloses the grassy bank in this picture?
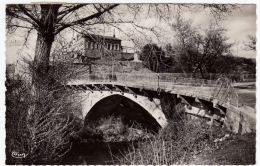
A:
[111,113,255,165]
[189,132,255,164]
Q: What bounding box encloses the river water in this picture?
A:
[60,141,138,165]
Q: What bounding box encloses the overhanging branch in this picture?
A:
[54,4,119,35]
[57,4,86,23]
[17,5,43,28]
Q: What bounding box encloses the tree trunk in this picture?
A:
[192,66,198,78]
[27,5,61,162]
[29,4,60,115]
[199,65,204,79]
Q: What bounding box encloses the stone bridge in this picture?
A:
[66,73,256,134]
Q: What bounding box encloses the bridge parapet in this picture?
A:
[67,73,240,108]
[66,72,255,134]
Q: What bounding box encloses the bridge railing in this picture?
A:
[72,73,241,107]
[74,72,255,83]
[210,78,239,107]
[115,73,213,86]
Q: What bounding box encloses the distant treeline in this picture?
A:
[140,43,256,78]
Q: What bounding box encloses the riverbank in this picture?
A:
[188,132,255,164]
[110,114,255,165]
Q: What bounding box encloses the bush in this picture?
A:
[6,77,31,164]
[6,62,85,164]
[114,112,228,165]
[82,116,154,142]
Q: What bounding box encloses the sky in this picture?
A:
[183,4,256,59]
[5,4,257,64]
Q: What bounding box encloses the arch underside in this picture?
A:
[80,91,167,132]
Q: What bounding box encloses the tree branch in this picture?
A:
[57,4,86,23]
[54,4,119,35]
[17,5,43,28]
[7,24,33,30]
[6,6,37,28]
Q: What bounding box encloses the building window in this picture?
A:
[88,42,90,49]
[114,44,119,51]
[107,43,111,50]
[90,42,94,49]
[85,42,89,49]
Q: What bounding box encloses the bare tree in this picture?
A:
[140,43,165,72]
[171,15,202,76]
[202,24,235,74]
[243,35,256,52]
[172,16,234,78]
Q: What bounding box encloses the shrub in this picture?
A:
[6,62,85,164]
[82,115,154,142]
[114,111,228,165]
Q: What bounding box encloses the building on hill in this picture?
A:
[82,33,122,61]
[53,31,142,63]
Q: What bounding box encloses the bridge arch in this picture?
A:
[79,91,168,128]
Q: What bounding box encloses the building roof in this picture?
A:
[82,33,122,41]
